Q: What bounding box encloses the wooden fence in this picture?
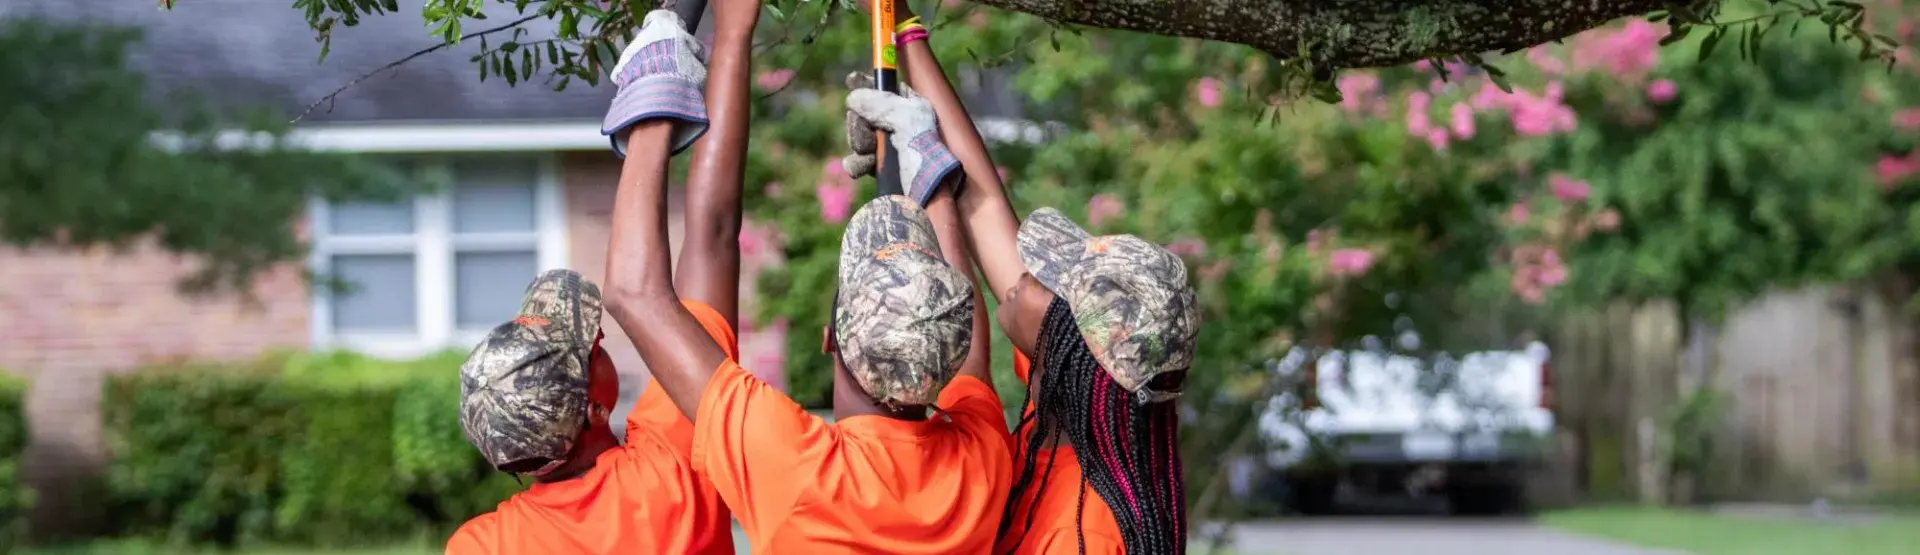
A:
[1552,285,1920,504]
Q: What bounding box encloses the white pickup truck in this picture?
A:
[1256,342,1555,515]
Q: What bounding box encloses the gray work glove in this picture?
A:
[842,72,963,206]
[602,9,709,158]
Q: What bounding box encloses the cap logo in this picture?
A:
[514,315,551,327]
[875,242,936,260]
[1087,237,1115,254]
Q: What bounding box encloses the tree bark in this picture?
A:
[967,0,1672,69]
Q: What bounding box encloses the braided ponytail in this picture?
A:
[1001,298,1187,555]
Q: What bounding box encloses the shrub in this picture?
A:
[0,373,31,552]
[102,350,515,548]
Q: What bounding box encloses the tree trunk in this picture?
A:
[968,0,1671,69]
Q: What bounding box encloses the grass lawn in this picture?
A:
[18,540,439,555]
[1540,506,1920,555]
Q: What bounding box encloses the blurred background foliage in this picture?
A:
[8,0,1920,550]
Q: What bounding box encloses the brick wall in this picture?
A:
[0,242,309,535]
[559,153,788,440]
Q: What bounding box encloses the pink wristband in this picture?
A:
[896,28,929,46]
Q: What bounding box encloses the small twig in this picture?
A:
[292,13,543,123]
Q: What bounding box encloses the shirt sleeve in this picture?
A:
[444,514,495,555]
[937,375,1011,443]
[691,359,831,539]
[682,299,740,360]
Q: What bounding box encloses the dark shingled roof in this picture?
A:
[8,0,613,123]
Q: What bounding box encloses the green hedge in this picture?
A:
[102,351,517,548]
[0,373,31,552]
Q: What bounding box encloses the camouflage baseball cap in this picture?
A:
[1017,207,1200,403]
[458,269,605,472]
[834,196,975,407]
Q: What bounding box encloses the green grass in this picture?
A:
[1541,507,1920,555]
[18,540,439,555]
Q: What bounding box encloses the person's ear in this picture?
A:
[820,325,836,354]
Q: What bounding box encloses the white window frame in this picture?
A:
[308,154,570,359]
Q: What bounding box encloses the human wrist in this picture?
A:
[713,26,755,47]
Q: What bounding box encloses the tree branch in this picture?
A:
[292,13,544,123]
[965,0,1672,69]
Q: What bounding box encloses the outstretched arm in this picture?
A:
[674,3,758,327]
[923,190,992,385]
[892,5,1025,302]
[605,123,728,421]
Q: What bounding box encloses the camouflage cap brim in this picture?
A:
[835,196,974,406]
[1016,207,1200,402]
[1016,207,1094,296]
[458,269,604,470]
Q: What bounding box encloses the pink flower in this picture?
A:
[1507,203,1531,226]
[1407,91,1431,111]
[754,69,795,91]
[1647,79,1678,104]
[1428,78,1447,93]
[1449,103,1476,139]
[824,159,848,179]
[816,181,855,223]
[1426,128,1450,151]
[1593,208,1622,231]
[1572,20,1661,80]
[1877,154,1919,188]
[1412,60,1433,73]
[1537,263,1569,287]
[1088,194,1125,227]
[1337,72,1381,113]
[1327,248,1376,277]
[764,181,784,197]
[1550,173,1592,203]
[1406,109,1432,136]
[1527,46,1567,76]
[1166,237,1208,259]
[738,223,770,257]
[1510,90,1578,137]
[1196,77,1224,108]
[1894,108,1920,131]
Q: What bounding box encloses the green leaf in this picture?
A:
[1698,28,1722,61]
[768,4,786,21]
[1487,70,1514,93]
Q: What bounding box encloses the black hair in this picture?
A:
[1000,297,1186,555]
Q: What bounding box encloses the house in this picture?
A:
[0,0,1027,532]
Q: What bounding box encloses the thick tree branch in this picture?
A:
[968,0,1672,69]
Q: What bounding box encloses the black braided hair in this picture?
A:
[1000,297,1187,555]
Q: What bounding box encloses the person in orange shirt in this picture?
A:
[599,15,1010,551]
[444,0,759,552]
[839,3,1202,553]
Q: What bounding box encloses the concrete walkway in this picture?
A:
[1206,518,1684,555]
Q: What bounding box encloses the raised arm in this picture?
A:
[673,1,759,327]
[601,11,730,421]
[890,3,1025,302]
[923,190,991,384]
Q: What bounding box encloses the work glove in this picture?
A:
[841,72,963,206]
[602,9,709,158]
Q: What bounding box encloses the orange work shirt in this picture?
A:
[692,361,1013,554]
[996,351,1127,555]
[446,300,738,555]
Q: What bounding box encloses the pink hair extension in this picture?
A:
[1093,372,1142,515]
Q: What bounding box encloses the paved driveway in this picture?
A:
[1209,518,1683,555]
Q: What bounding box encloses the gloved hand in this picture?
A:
[841,72,963,206]
[602,9,709,158]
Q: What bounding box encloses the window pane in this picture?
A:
[331,254,417,333]
[329,199,415,235]
[456,251,539,329]
[452,158,538,233]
